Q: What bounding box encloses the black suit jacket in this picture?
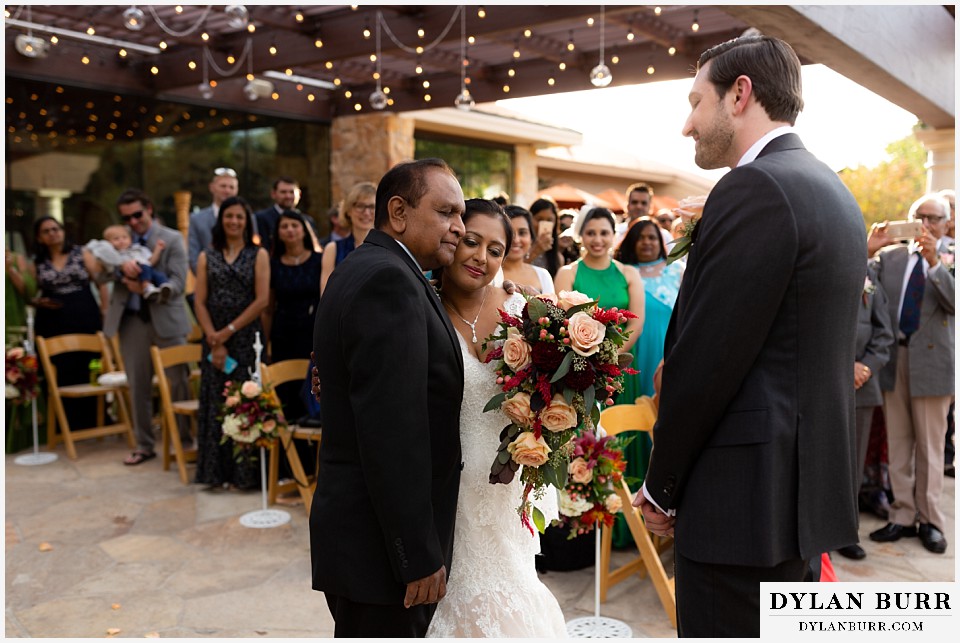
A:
[310,229,464,605]
[645,133,866,567]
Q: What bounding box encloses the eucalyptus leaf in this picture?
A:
[566,300,599,316]
[508,424,520,438]
[563,387,574,405]
[497,450,510,465]
[532,506,546,534]
[483,392,507,413]
[526,297,549,322]
[550,351,575,383]
[583,382,595,413]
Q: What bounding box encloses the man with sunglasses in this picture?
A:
[105,189,192,466]
[187,167,258,275]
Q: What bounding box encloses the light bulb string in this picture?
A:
[379,5,461,56]
[375,10,382,91]
[23,4,31,38]
[147,4,212,39]
[459,3,466,91]
[598,4,605,65]
[202,37,252,78]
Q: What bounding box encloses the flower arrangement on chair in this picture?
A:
[218,379,285,462]
[6,347,40,405]
[555,431,636,539]
[482,290,637,533]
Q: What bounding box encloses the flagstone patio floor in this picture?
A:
[5,439,955,638]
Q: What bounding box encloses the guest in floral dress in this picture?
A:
[28,216,108,432]
[194,197,270,489]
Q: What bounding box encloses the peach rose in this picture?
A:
[541,394,579,432]
[604,492,623,513]
[262,418,276,432]
[225,394,240,408]
[240,380,261,398]
[568,457,593,484]
[567,311,606,356]
[7,347,24,360]
[502,392,535,427]
[673,195,707,224]
[557,290,593,311]
[502,328,532,371]
[507,431,551,467]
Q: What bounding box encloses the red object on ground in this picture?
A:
[820,553,838,582]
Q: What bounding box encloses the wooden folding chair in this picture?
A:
[598,396,677,628]
[260,359,320,517]
[150,343,201,484]
[35,332,136,460]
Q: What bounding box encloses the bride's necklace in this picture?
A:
[444,287,488,344]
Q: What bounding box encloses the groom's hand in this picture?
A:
[634,493,675,537]
[404,566,447,608]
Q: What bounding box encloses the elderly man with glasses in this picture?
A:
[867,193,955,554]
[187,167,258,275]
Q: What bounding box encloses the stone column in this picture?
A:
[34,189,72,222]
[330,112,415,205]
[915,128,956,192]
[513,144,540,207]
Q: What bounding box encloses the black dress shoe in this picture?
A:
[869,522,917,542]
[918,523,948,554]
[837,545,867,560]
[837,544,867,560]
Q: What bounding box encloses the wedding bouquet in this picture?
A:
[5,347,40,405]
[217,378,285,461]
[555,431,636,539]
[482,290,637,533]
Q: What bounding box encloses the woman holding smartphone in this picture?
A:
[525,198,565,278]
[194,196,270,490]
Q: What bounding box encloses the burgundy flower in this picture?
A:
[531,342,565,372]
[564,367,596,392]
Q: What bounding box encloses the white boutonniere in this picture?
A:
[862,276,876,306]
[666,195,707,265]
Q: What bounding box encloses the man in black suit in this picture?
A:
[255,176,318,252]
[310,158,466,637]
[635,36,866,636]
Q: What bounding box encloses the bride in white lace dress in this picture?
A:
[427,200,567,638]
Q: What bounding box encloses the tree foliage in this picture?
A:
[838,130,927,229]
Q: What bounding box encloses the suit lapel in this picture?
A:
[365,230,465,376]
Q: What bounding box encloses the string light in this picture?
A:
[691,10,700,32]
[200,32,209,41]
[81,53,90,64]
[269,43,277,55]
[227,55,236,64]
[547,77,555,86]
[295,12,304,23]
[188,60,197,69]
[159,41,167,50]
[507,68,515,77]
[123,6,145,31]
[587,17,594,26]
[502,85,510,93]
[86,26,96,36]
[314,38,323,48]
[50,36,58,44]
[247,24,255,33]
[654,6,662,16]
[417,27,425,38]
[668,45,676,56]
[647,64,655,75]
[513,39,520,59]
[566,30,575,51]
[467,35,475,44]
[589,5,612,87]
[523,28,532,38]
[175,6,183,14]
[477,6,486,18]
[118,48,127,57]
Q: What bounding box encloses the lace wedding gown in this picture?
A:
[427,296,568,638]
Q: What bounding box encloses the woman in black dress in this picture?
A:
[194,197,270,489]
[263,210,322,422]
[28,216,108,431]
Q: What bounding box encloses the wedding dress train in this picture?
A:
[427,302,568,638]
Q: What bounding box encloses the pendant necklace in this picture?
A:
[446,287,488,344]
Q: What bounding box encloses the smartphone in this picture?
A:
[885,220,924,241]
[207,352,238,374]
[538,220,554,237]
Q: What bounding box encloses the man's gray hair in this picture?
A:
[908,193,952,222]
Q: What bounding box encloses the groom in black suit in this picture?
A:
[311,158,466,637]
[636,36,866,637]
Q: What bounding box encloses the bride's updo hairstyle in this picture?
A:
[435,198,513,288]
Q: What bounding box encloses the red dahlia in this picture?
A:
[531,342,565,371]
[564,367,596,391]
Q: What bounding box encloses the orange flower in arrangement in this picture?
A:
[6,347,40,405]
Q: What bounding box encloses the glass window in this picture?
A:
[415,134,513,200]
